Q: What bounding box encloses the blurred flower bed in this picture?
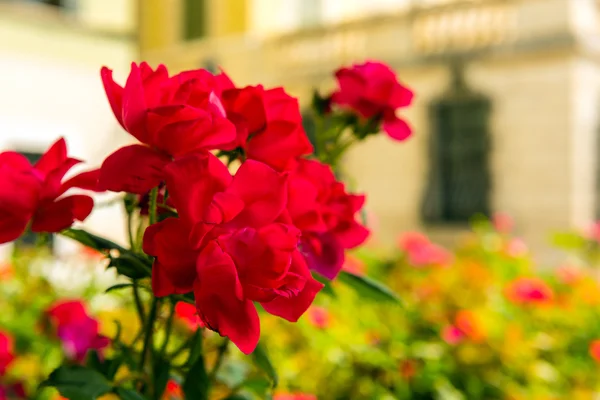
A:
[261,215,600,400]
[4,214,600,399]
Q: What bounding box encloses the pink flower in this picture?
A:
[46,300,109,362]
[555,265,584,285]
[441,325,464,345]
[331,61,414,140]
[274,394,317,400]
[505,277,554,306]
[0,138,98,244]
[398,232,451,267]
[307,306,329,329]
[492,212,514,234]
[0,331,15,377]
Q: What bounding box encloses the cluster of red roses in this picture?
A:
[0,59,417,355]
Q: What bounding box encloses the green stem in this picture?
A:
[127,211,135,249]
[149,187,159,225]
[169,334,195,360]
[208,338,230,382]
[140,298,158,394]
[160,300,176,358]
[133,281,146,327]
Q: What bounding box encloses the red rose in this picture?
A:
[46,300,109,362]
[174,302,204,331]
[143,153,323,354]
[98,63,236,193]
[0,138,97,244]
[287,158,369,279]
[331,61,414,140]
[0,330,15,377]
[218,74,313,171]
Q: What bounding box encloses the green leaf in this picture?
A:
[241,377,271,396]
[185,329,204,367]
[182,353,209,400]
[109,253,151,279]
[105,283,135,294]
[61,228,126,253]
[115,388,148,400]
[152,358,170,400]
[86,351,122,381]
[251,342,278,388]
[338,271,400,303]
[313,273,336,297]
[40,365,112,400]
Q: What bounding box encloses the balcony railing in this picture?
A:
[143,0,585,85]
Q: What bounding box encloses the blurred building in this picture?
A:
[139,0,600,260]
[0,0,137,256]
[3,0,600,262]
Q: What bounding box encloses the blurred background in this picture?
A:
[2,0,600,261]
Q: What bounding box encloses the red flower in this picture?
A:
[162,380,183,400]
[0,138,97,244]
[331,61,414,140]
[98,63,236,193]
[143,153,323,354]
[174,302,204,330]
[398,232,451,267]
[0,382,25,400]
[288,158,369,279]
[492,212,514,234]
[0,330,15,376]
[218,76,313,171]
[590,340,600,363]
[505,277,554,306]
[46,300,109,362]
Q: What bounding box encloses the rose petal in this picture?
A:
[98,144,170,194]
[195,241,260,354]
[31,195,93,233]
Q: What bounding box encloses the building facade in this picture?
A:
[0,0,138,256]
[138,0,600,260]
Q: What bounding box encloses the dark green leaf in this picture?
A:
[61,228,126,253]
[115,388,148,400]
[251,342,278,388]
[105,283,135,294]
[313,273,336,297]
[338,271,400,303]
[182,352,209,400]
[86,351,122,381]
[241,377,271,395]
[40,365,112,400]
[109,253,151,279]
[185,329,204,367]
[152,358,170,400]
[222,395,251,400]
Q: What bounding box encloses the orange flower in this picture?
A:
[455,310,485,342]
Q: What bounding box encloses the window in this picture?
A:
[421,64,492,224]
[184,0,207,40]
[14,151,54,252]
